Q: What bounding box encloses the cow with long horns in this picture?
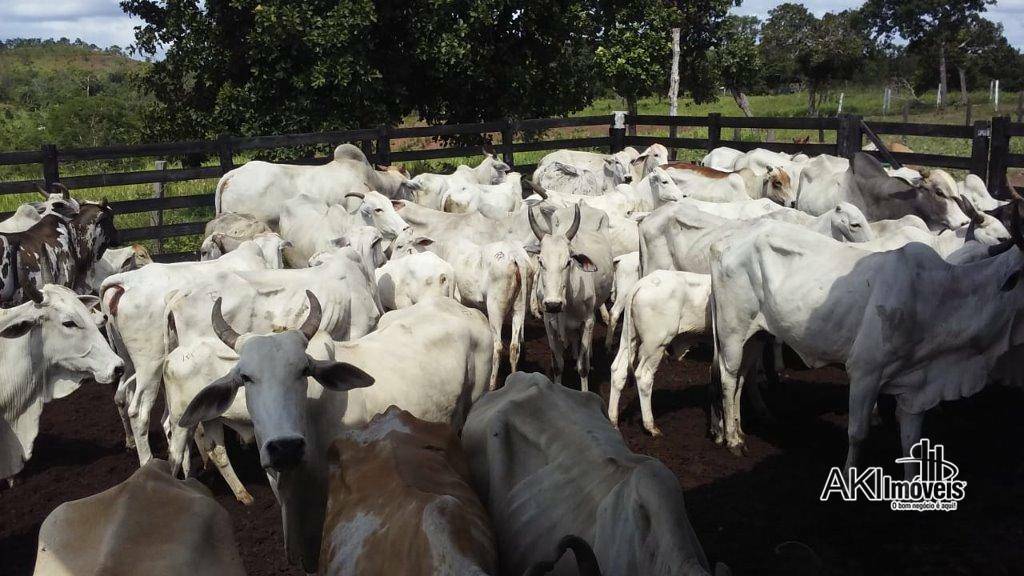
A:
[177,292,493,572]
[526,204,612,390]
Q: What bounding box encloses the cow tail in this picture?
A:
[616,281,641,374]
[605,293,626,352]
[214,172,232,214]
[510,248,533,344]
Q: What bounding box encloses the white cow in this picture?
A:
[278,192,408,267]
[677,197,785,220]
[708,205,1024,478]
[100,240,281,464]
[85,244,153,293]
[215,144,419,225]
[639,202,873,275]
[701,146,745,171]
[605,251,641,351]
[533,147,642,195]
[440,172,524,218]
[395,236,534,391]
[200,231,289,269]
[374,251,455,310]
[1,285,123,481]
[527,205,613,390]
[177,294,493,572]
[667,163,795,206]
[960,173,1006,212]
[0,204,42,233]
[608,271,711,436]
[33,459,245,576]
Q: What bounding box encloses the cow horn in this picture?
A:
[211,297,241,350]
[482,141,496,157]
[524,179,548,199]
[35,184,50,199]
[344,191,366,200]
[298,290,322,342]
[565,204,581,240]
[1007,175,1023,202]
[52,182,70,200]
[953,194,984,226]
[528,206,546,240]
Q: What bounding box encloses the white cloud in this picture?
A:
[0,0,143,53]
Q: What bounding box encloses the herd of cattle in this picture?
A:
[1,136,1022,575]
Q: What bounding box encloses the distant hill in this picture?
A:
[0,38,152,153]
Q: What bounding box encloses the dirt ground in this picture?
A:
[2,320,1023,576]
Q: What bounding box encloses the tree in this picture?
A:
[121,0,604,143]
[862,0,996,107]
[594,1,680,133]
[711,15,762,117]
[759,3,817,89]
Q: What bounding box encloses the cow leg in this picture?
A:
[844,371,881,472]
[718,336,763,455]
[896,404,924,481]
[203,421,254,505]
[544,315,566,385]
[127,362,163,465]
[577,315,596,392]
[509,291,526,374]
[608,339,631,429]
[707,353,726,445]
[486,292,513,391]
[113,376,136,450]
[635,339,668,437]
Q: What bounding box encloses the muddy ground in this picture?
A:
[2,321,1022,575]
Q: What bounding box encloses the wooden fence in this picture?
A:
[1,113,1022,262]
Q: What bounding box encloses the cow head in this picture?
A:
[178,291,374,472]
[1,235,20,304]
[345,190,410,239]
[1,284,123,386]
[648,167,686,202]
[480,146,511,184]
[829,203,874,242]
[764,167,795,207]
[603,157,633,185]
[324,226,387,270]
[75,201,120,262]
[633,144,669,178]
[525,205,596,314]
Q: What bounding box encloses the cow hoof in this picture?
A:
[236,492,254,506]
[727,443,748,457]
[647,425,663,438]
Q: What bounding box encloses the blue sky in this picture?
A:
[1,0,1022,55]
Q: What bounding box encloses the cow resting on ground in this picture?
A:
[708,203,1024,479]
[319,407,497,576]
[178,294,493,571]
[461,371,725,576]
[374,250,455,310]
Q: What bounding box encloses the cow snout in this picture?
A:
[112,363,125,384]
[623,175,633,184]
[543,299,564,313]
[264,437,305,471]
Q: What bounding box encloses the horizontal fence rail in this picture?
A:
[1,113,1021,262]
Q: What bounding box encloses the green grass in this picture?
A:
[3,85,1022,255]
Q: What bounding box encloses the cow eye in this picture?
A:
[62,320,80,329]
[850,222,862,228]
[374,208,383,213]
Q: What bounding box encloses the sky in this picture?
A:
[0,0,1022,56]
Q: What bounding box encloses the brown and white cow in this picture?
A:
[664,162,794,206]
[319,407,497,575]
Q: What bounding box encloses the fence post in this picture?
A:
[609,111,627,154]
[152,160,167,254]
[707,113,722,152]
[817,118,825,143]
[41,144,59,191]
[988,116,1011,199]
[217,134,234,174]
[1017,91,1023,123]
[376,125,391,167]
[969,121,991,183]
[847,115,863,160]
[965,101,972,127]
[501,117,515,168]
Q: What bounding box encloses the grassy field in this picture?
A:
[2,85,1022,255]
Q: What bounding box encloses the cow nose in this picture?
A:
[543,299,564,313]
[624,176,633,184]
[265,437,305,471]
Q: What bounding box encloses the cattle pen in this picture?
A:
[1,113,1022,261]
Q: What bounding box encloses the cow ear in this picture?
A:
[306,357,375,391]
[571,252,598,272]
[413,236,434,247]
[391,199,406,211]
[178,371,242,428]
[0,318,39,339]
[524,241,541,255]
[78,295,101,310]
[330,237,350,249]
